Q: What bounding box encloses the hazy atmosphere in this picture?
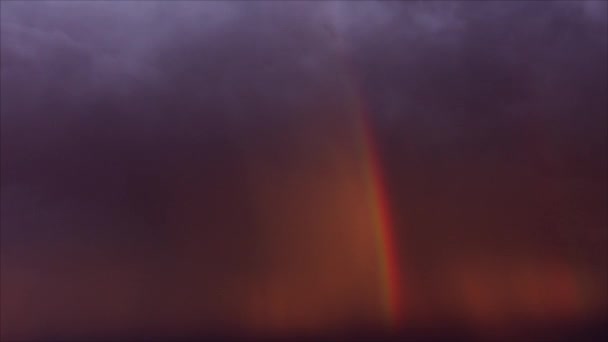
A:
[1,1,606,340]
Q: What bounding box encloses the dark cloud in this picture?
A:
[1,0,606,340]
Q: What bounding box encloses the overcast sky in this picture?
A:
[1,1,607,340]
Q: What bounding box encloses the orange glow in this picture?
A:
[447,259,590,328]
[236,131,394,336]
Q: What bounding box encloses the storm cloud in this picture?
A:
[1,1,607,340]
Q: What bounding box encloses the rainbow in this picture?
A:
[352,92,404,330]
[325,22,404,330]
[335,44,404,330]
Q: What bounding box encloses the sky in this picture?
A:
[1,1,607,340]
